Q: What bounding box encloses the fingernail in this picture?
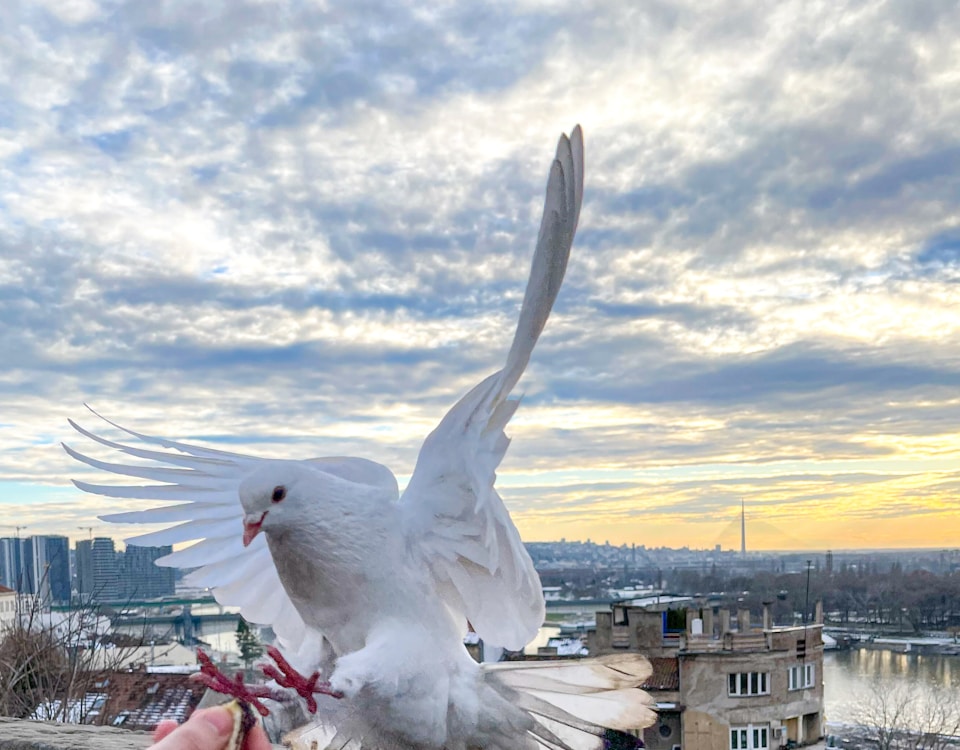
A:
[200,706,235,736]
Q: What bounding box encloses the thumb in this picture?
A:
[149,706,236,750]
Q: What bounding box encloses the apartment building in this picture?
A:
[591,600,825,750]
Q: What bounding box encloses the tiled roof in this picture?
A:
[641,656,679,691]
[94,669,205,730]
[0,585,15,594]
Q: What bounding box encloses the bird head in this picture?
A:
[238,462,311,547]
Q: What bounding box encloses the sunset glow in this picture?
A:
[2,1,960,552]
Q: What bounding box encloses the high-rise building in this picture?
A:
[21,538,35,596]
[90,537,121,600]
[76,539,95,596]
[1,536,70,602]
[0,537,24,591]
[121,544,175,599]
[49,536,71,602]
[23,536,70,603]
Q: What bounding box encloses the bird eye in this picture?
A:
[271,486,286,503]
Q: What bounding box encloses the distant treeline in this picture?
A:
[665,563,960,633]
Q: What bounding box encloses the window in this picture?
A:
[788,663,815,690]
[730,724,769,750]
[728,671,769,696]
[613,606,629,626]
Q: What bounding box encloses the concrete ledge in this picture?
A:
[0,717,289,749]
[0,718,152,750]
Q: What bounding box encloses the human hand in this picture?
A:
[150,706,272,750]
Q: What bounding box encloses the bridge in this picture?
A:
[51,595,219,611]
[50,596,241,644]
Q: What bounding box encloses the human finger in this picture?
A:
[148,706,235,750]
[153,719,179,742]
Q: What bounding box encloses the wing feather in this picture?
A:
[64,413,377,656]
[400,127,583,649]
[63,442,207,483]
[157,536,248,570]
[100,503,238,524]
[72,480,237,502]
[68,417,239,468]
[183,548,269,588]
[124,517,238,547]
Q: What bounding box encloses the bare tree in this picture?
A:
[853,681,960,750]
[0,602,67,718]
[0,571,147,724]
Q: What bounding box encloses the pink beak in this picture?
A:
[243,512,267,547]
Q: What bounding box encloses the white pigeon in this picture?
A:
[66,126,656,750]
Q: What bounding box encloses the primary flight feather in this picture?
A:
[66,126,655,749]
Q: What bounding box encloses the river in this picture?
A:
[823,649,960,725]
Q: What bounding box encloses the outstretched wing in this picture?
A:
[64,410,388,662]
[400,126,584,650]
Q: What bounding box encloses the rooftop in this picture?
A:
[31,669,206,731]
[99,669,204,730]
[641,656,679,692]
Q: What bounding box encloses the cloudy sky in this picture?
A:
[2,0,960,552]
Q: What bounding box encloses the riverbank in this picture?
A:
[855,636,960,656]
[825,627,960,656]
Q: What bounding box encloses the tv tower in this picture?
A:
[740,499,746,555]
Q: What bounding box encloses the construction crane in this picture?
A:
[78,526,95,540]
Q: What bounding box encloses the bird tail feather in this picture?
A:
[281,655,656,750]
[482,653,657,750]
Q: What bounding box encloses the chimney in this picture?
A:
[702,607,714,637]
[686,608,696,635]
[762,602,772,630]
[737,608,751,632]
[720,609,731,635]
[815,600,824,624]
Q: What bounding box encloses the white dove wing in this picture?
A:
[64,413,397,659]
[400,126,583,651]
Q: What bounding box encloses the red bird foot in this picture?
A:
[261,645,343,714]
[192,648,283,717]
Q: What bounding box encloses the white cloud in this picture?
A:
[1,0,960,548]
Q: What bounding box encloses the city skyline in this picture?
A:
[3,2,960,552]
[1,534,175,601]
[1,527,956,558]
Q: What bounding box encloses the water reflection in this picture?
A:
[824,650,960,724]
[525,625,562,654]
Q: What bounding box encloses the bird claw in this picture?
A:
[192,646,342,718]
[261,645,343,714]
[192,648,278,717]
